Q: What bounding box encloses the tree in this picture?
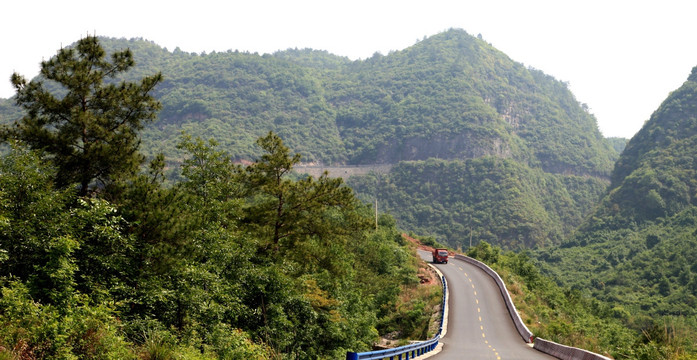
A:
[2,36,162,196]
[242,131,368,257]
[177,132,243,227]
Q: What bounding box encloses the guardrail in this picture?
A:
[533,338,613,360]
[346,272,447,360]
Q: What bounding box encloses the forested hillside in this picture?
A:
[536,67,697,357]
[348,158,608,249]
[86,31,615,176]
[0,37,438,359]
[0,30,618,249]
[326,31,616,176]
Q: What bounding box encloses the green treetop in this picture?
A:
[3,36,162,196]
[241,131,367,258]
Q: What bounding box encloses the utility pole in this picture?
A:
[468,214,473,249]
[375,198,378,230]
[469,226,473,249]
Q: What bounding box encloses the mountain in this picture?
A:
[326,31,616,177]
[536,67,697,351]
[336,30,616,248]
[579,66,697,234]
[0,29,618,249]
[14,30,614,173]
[0,97,22,125]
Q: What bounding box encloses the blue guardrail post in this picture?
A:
[345,352,358,360]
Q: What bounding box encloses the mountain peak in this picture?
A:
[689,66,697,82]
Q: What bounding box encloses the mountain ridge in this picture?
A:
[1,29,617,177]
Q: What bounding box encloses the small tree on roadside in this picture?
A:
[2,35,162,196]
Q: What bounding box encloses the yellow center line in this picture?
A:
[480,325,484,330]
[474,291,477,296]
[476,299,479,304]
[479,316,482,322]
[459,267,464,271]
[482,333,486,338]
[477,307,481,313]
[471,284,475,288]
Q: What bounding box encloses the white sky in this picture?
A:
[3,0,697,139]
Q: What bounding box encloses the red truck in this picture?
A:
[432,248,449,264]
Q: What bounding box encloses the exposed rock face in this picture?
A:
[295,165,393,179]
[371,133,512,163]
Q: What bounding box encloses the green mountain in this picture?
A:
[3,30,616,171]
[327,31,616,176]
[336,30,616,248]
[1,29,618,249]
[607,136,628,155]
[537,67,697,352]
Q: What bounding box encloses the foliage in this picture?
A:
[1,36,162,196]
[348,157,608,249]
[0,281,135,360]
[0,30,617,254]
[606,136,628,156]
[0,133,422,359]
[7,29,692,359]
[239,132,364,258]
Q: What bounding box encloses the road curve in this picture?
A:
[418,250,555,360]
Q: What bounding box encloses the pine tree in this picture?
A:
[242,131,368,256]
[3,36,162,196]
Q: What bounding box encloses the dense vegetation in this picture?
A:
[535,67,697,359]
[348,157,608,249]
[327,31,616,249]
[606,136,628,156]
[0,37,434,359]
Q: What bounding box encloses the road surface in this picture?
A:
[418,250,555,360]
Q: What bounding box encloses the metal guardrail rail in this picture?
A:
[346,273,447,360]
[533,338,613,360]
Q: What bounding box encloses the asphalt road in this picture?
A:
[418,250,556,360]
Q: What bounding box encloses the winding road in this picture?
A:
[418,250,555,360]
